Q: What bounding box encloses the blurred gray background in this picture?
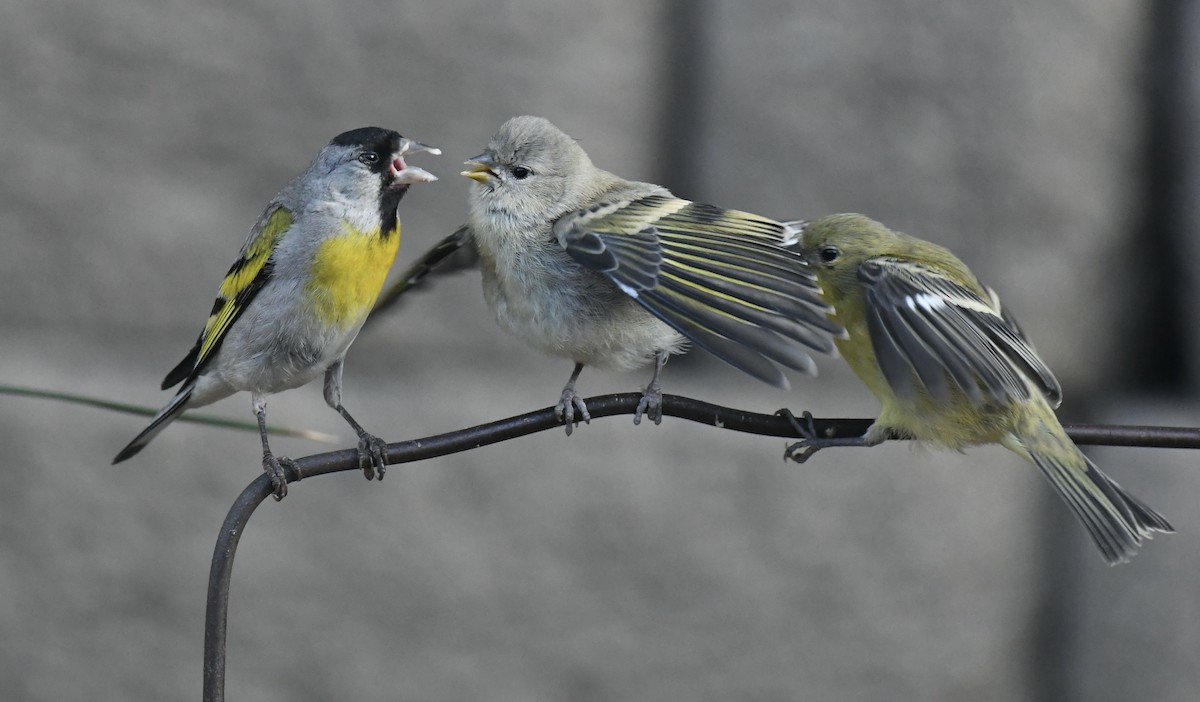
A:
[2,0,1198,700]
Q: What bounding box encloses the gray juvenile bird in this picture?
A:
[461,115,842,433]
[113,127,439,499]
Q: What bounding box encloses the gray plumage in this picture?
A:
[857,256,1062,406]
[462,116,842,431]
[113,127,438,499]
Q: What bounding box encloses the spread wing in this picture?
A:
[553,194,842,387]
[859,256,1062,406]
[161,204,294,389]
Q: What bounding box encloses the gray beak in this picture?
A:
[391,138,441,184]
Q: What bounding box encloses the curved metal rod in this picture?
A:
[203,474,273,699]
[203,392,1200,701]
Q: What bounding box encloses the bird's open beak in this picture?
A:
[461,153,496,184]
[390,138,441,185]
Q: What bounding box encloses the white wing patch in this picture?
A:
[906,293,946,312]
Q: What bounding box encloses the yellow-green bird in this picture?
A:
[460,115,843,433]
[789,213,1172,564]
[113,127,439,499]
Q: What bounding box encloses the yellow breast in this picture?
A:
[307,222,401,327]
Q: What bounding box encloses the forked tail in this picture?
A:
[1006,428,1173,564]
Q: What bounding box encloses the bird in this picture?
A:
[113,127,439,499]
[460,115,843,433]
[785,212,1172,563]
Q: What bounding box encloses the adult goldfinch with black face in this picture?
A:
[461,115,843,434]
[790,213,1172,563]
[113,127,439,499]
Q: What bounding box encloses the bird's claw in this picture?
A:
[777,409,875,463]
[634,381,663,426]
[262,452,299,501]
[357,432,389,481]
[555,388,591,436]
[777,408,825,464]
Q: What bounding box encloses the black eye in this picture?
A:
[510,166,532,180]
[819,246,841,263]
[358,151,380,165]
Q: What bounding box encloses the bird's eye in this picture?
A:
[510,166,532,180]
[358,151,380,165]
[819,246,841,263]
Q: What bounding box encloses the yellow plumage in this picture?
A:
[796,213,1172,564]
[200,206,295,364]
[112,126,439,500]
[307,222,400,327]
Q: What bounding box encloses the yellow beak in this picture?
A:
[461,160,495,184]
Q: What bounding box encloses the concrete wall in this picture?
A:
[2,1,1195,700]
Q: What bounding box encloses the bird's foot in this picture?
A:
[634,379,663,426]
[555,387,591,436]
[262,452,299,501]
[776,409,870,464]
[356,431,389,481]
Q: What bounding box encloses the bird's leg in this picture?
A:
[776,408,878,464]
[335,405,389,481]
[634,351,668,426]
[555,363,590,436]
[324,362,387,481]
[254,394,295,501]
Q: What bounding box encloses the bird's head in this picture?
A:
[462,115,596,225]
[323,126,439,190]
[303,127,439,234]
[798,213,898,273]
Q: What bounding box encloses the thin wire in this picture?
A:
[1,384,337,442]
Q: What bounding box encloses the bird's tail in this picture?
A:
[1003,418,1173,565]
[112,384,194,464]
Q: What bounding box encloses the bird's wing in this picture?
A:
[161,204,295,389]
[367,224,478,324]
[859,256,1062,405]
[553,194,841,387]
